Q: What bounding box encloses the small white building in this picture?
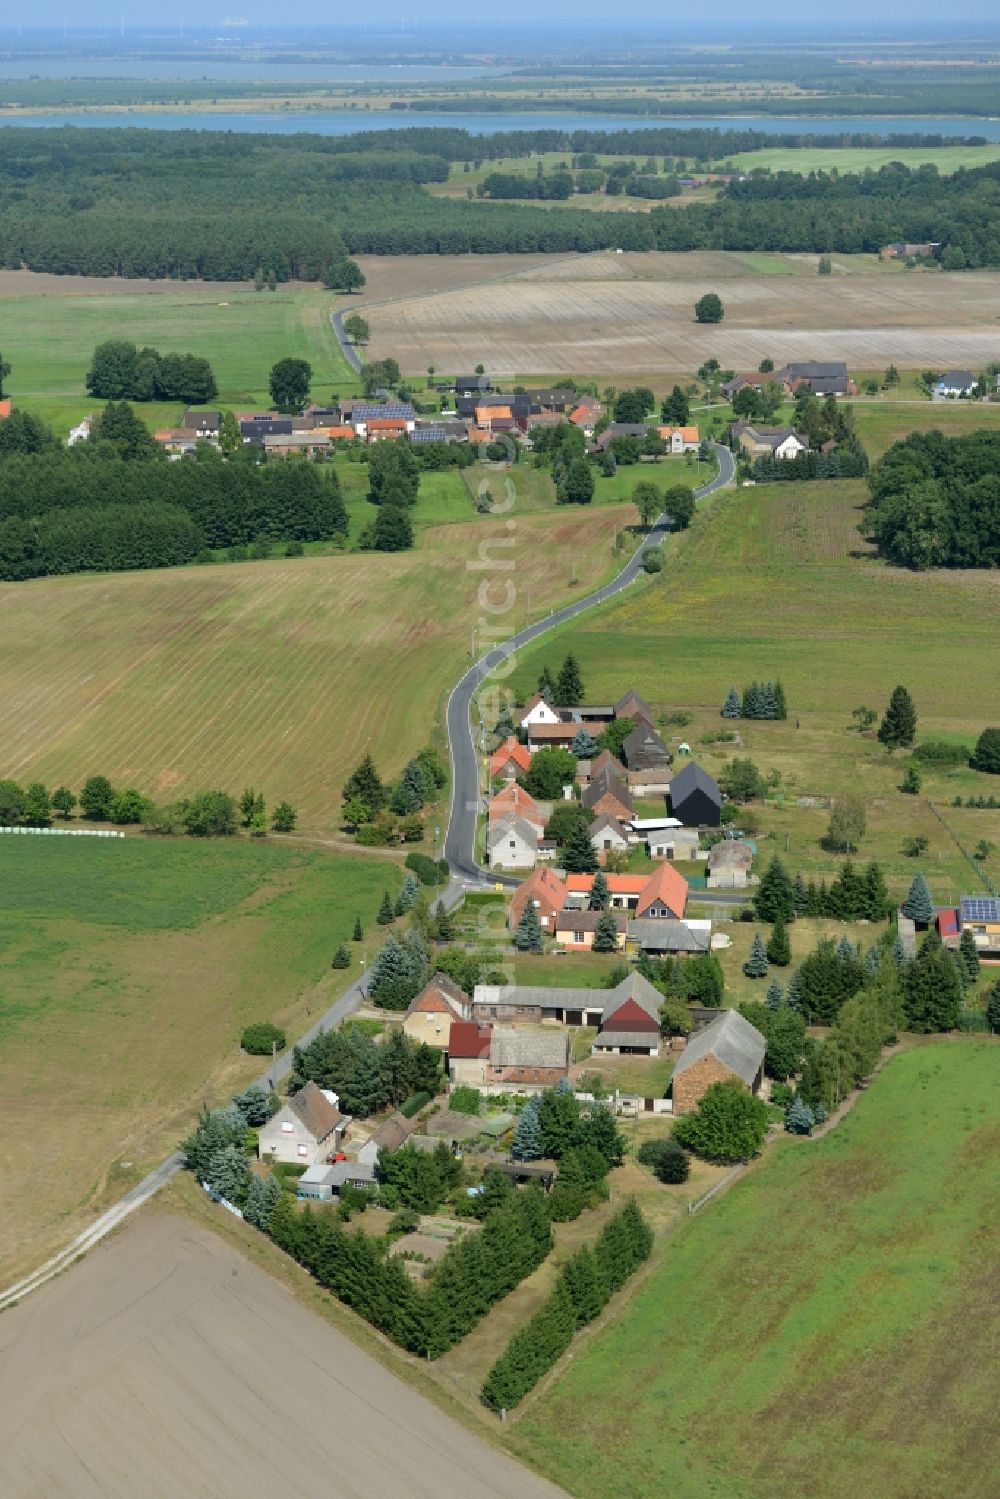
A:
[630,817,700,861]
[518,693,562,729]
[258,1081,351,1165]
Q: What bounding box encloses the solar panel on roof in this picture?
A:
[960,896,1000,920]
[354,402,414,420]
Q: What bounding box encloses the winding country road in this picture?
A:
[0,417,732,1310]
[445,443,735,879]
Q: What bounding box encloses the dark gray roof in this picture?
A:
[352,402,415,421]
[182,409,220,429]
[960,894,1000,922]
[672,1009,765,1086]
[241,417,293,441]
[490,1026,569,1069]
[781,361,849,380]
[555,909,628,933]
[937,370,976,386]
[627,918,711,953]
[326,1161,377,1189]
[473,982,604,1013]
[669,761,722,808]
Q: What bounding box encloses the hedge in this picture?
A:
[405,851,447,886]
[399,1090,433,1118]
[241,1021,287,1055]
[480,1200,653,1412]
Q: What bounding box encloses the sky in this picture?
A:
[1,11,998,36]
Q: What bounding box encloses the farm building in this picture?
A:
[669,762,723,828]
[670,1010,766,1115]
[591,973,663,1057]
[707,839,753,889]
[620,721,672,775]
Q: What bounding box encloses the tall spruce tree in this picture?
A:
[511,1098,542,1161]
[901,872,934,925]
[773,681,788,720]
[589,870,611,910]
[538,664,557,699]
[571,726,599,758]
[786,969,804,1011]
[860,861,890,922]
[785,1096,815,1135]
[765,979,785,1011]
[903,930,961,1032]
[593,910,620,953]
[563,817,598,873]
[877,685,917,750]
[959,926,980,982]
[756,857,795,923]
[793,873,809,916]
[721,686,742,719]
[377,889,395,925]
[342,752,386,812]
[767,915,791,967]
[744,932,770,978]
[554,654,585,708]
[514,905,544,952]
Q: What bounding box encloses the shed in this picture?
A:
[669,761,723,828]
[671,1009,765,1115]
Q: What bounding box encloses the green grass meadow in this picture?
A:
[1,283,355,434]
[511,1040,1000,1499]
[0,834,396,1280]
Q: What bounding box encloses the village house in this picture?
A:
[582,764,633,821]
[490,736,532,782]
[553,907,628,951]
[402,972,471,1049]
[670,1009,766,1114]
[154,428,202,456]
[732,424,808,461]
[182,408,221,437]
[934,370,978,398]
[518,693,563,729]
[614,689,655,725]
[526,718,608,752]
[881,241,940,259]
[957,895,1000,957]
[657,425,700,452]
[258,1081,351,1165]
[488,782,547,834]
[349,402,416,440]
[487,812,541,870]
[589,812,631,863]
[562,864,689,920]
[240,416,293,446]
[508,864,566,933]
[669,761,723,828]
[296,1160,377,1201]
[355,1112,417,1168]
[707,838,754,889]
[775,360,854,397]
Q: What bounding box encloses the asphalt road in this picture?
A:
[0,436,734,1308]
[445,443,736,880]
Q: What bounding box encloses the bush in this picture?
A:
[672,1079,770,1163]
[912,739,970,767]
[449,1085,482,1115]
[637,1136,689,1183]
[405,850,446,886]
[241,1021,286,1055]
[399,1089,433,1118]
[641,545,664,573]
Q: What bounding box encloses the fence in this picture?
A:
[201,1181,244,1220]
[0,826,126,838]
[687,1165,745,1214]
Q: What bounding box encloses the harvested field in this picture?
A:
[0,506,626,830]
[0,1211,564,1499]
[367,250,1000,374]
[353,251,580,304]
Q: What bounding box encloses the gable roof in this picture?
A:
[367,1113,416,1153]
[351,402,415,421]
[582,767,633,814]
[779,361,849,381]
[959,894,1000,922]
[448,1020,493,1059]
[621,722,670,764]
[554,908,628,934]
[672,1009,765,1087]
[489,736,531,775]
[487,813,539,851]
[566,872,647,897]
[636,862,689,918]
[669,760,722,809]
[601,971,664,1027]
[288,1080,345,1142]
[474,981,601,1014]
[589,812,630,842]
[599,995,661,1033]
[627,918,711,953]
[509,865,567,929]
[937,369,976,386]
[489,783,543,826]
[708,839,753,868]
[406,972,470,1020]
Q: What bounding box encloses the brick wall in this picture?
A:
[672,1055,743,1115]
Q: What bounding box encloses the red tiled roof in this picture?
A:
[509,866,567,930]
[0,399,12,420]
[490,736,531,775]
[636,863,689,919]
[938,908,960,938]
[448,1021,492,1059]
[366,417,408,430]
[566,873,648,896]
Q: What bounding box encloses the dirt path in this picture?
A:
[0,1211,565,1499]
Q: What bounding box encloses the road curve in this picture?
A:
[445,443,735,880]
[331,308,363,373]
[0,442,733,1309]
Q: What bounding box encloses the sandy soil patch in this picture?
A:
[0,1211,563,1499]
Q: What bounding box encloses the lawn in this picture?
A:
[724,143,1000,176]
[0,504,626,831]
[0,278,355,435]
[509,1039,1000,1499]
[0,834,395,1286]
[852,397,1000,459]
[511,479,1000,903]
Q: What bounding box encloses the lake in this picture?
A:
[2,110,1000,139]
[0,61,505,82]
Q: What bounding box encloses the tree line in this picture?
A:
[480,1199,653,1412]
[0,774,297,837]
[0,406,347,580]
[4,126,1000,272]
[86,340,217,404]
